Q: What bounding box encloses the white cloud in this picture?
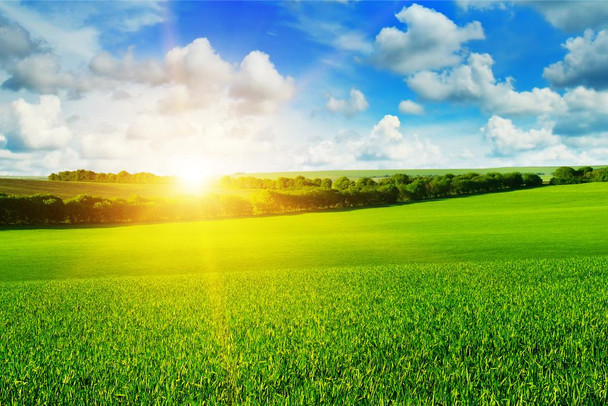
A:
[455,1,507,11]
[554,86,608,136]
[563,86,608,114]
[165,38,234,90]
[407,53,564,116]
[298,115,443,168]
[457,1,608,32]
[89,38,294,116]
[371,3,484,74]
[11,95,72,150]
[1,53,86,94]
[0,2,99,63]
[358,115,443,164]
[89,48,166,85]
[281,4,372,54]
[0,17,41,65]
[111,3,165,33]
[398,100,424,115]
[370,114,403,141]
[230,51,295,115]
[333,32,373,54]
[544,30,608,90]
[326,88,369,117]
[527,1,608,32]
[482,115,559,156]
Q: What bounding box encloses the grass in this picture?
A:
[2,259,608,404]
[1,182,608,403]
[1,183,607,282]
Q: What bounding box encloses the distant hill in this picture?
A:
[2,165,606,198]
[232,166,578,181]
[0,178,182,199]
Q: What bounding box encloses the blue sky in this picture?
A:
[0,1,607,176]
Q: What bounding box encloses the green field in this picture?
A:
[0,178,183,199]
[1,183,608,403]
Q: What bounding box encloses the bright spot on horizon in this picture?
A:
[173,158,215,194]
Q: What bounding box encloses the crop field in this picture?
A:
[0,178,181,199]
[1,183,608,403]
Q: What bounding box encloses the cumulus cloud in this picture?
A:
[165,38,234,89]
[371,3,484,74]
[89,48,166,85]
[407,53,564,116]
[0,2,99,62]
[455,1,507,11]
[457,1,608,32]
[299,115,443,168]
[544,30,608,90]
[370,114,403,141]
[90,39,294,115]
[357,115,442,164]
[555,86,608,136]
[398,100,424,115]
[482,115,559,156]
[1,53,87,94]
[0,15,97,95]
[230,51,295,115]
[326,88,369,117]
[0,17,41,65]
[527,1,608,32]
[10,95,72,150]
[0,2,167,95]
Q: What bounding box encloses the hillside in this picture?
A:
[3,182,608,403]
[0,178,202,199]
[2,182,607,282]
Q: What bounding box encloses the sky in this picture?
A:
[0,1,607,177]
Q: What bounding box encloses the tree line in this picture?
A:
[2,171,545,225]
[222,171,544,199]
[48,170,176,184]
[549,166,608,185]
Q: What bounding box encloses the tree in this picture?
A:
[356,177,377,189]
[405,179,428,201]
[320,178,333,189]
[522,173,543,187]
[502,172,523,189]
[334,176,352,191]
[550,167,579,185]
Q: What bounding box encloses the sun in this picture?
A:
[174,159,215,194]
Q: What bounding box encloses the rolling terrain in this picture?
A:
[3,165,598,199]
[1,182,607,403]
[1,183,606,282]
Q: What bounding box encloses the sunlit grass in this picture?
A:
[1,183,607,282]
[1,183,608,403]
[2,259,608,403]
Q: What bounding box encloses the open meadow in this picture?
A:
[1,183,608,403]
